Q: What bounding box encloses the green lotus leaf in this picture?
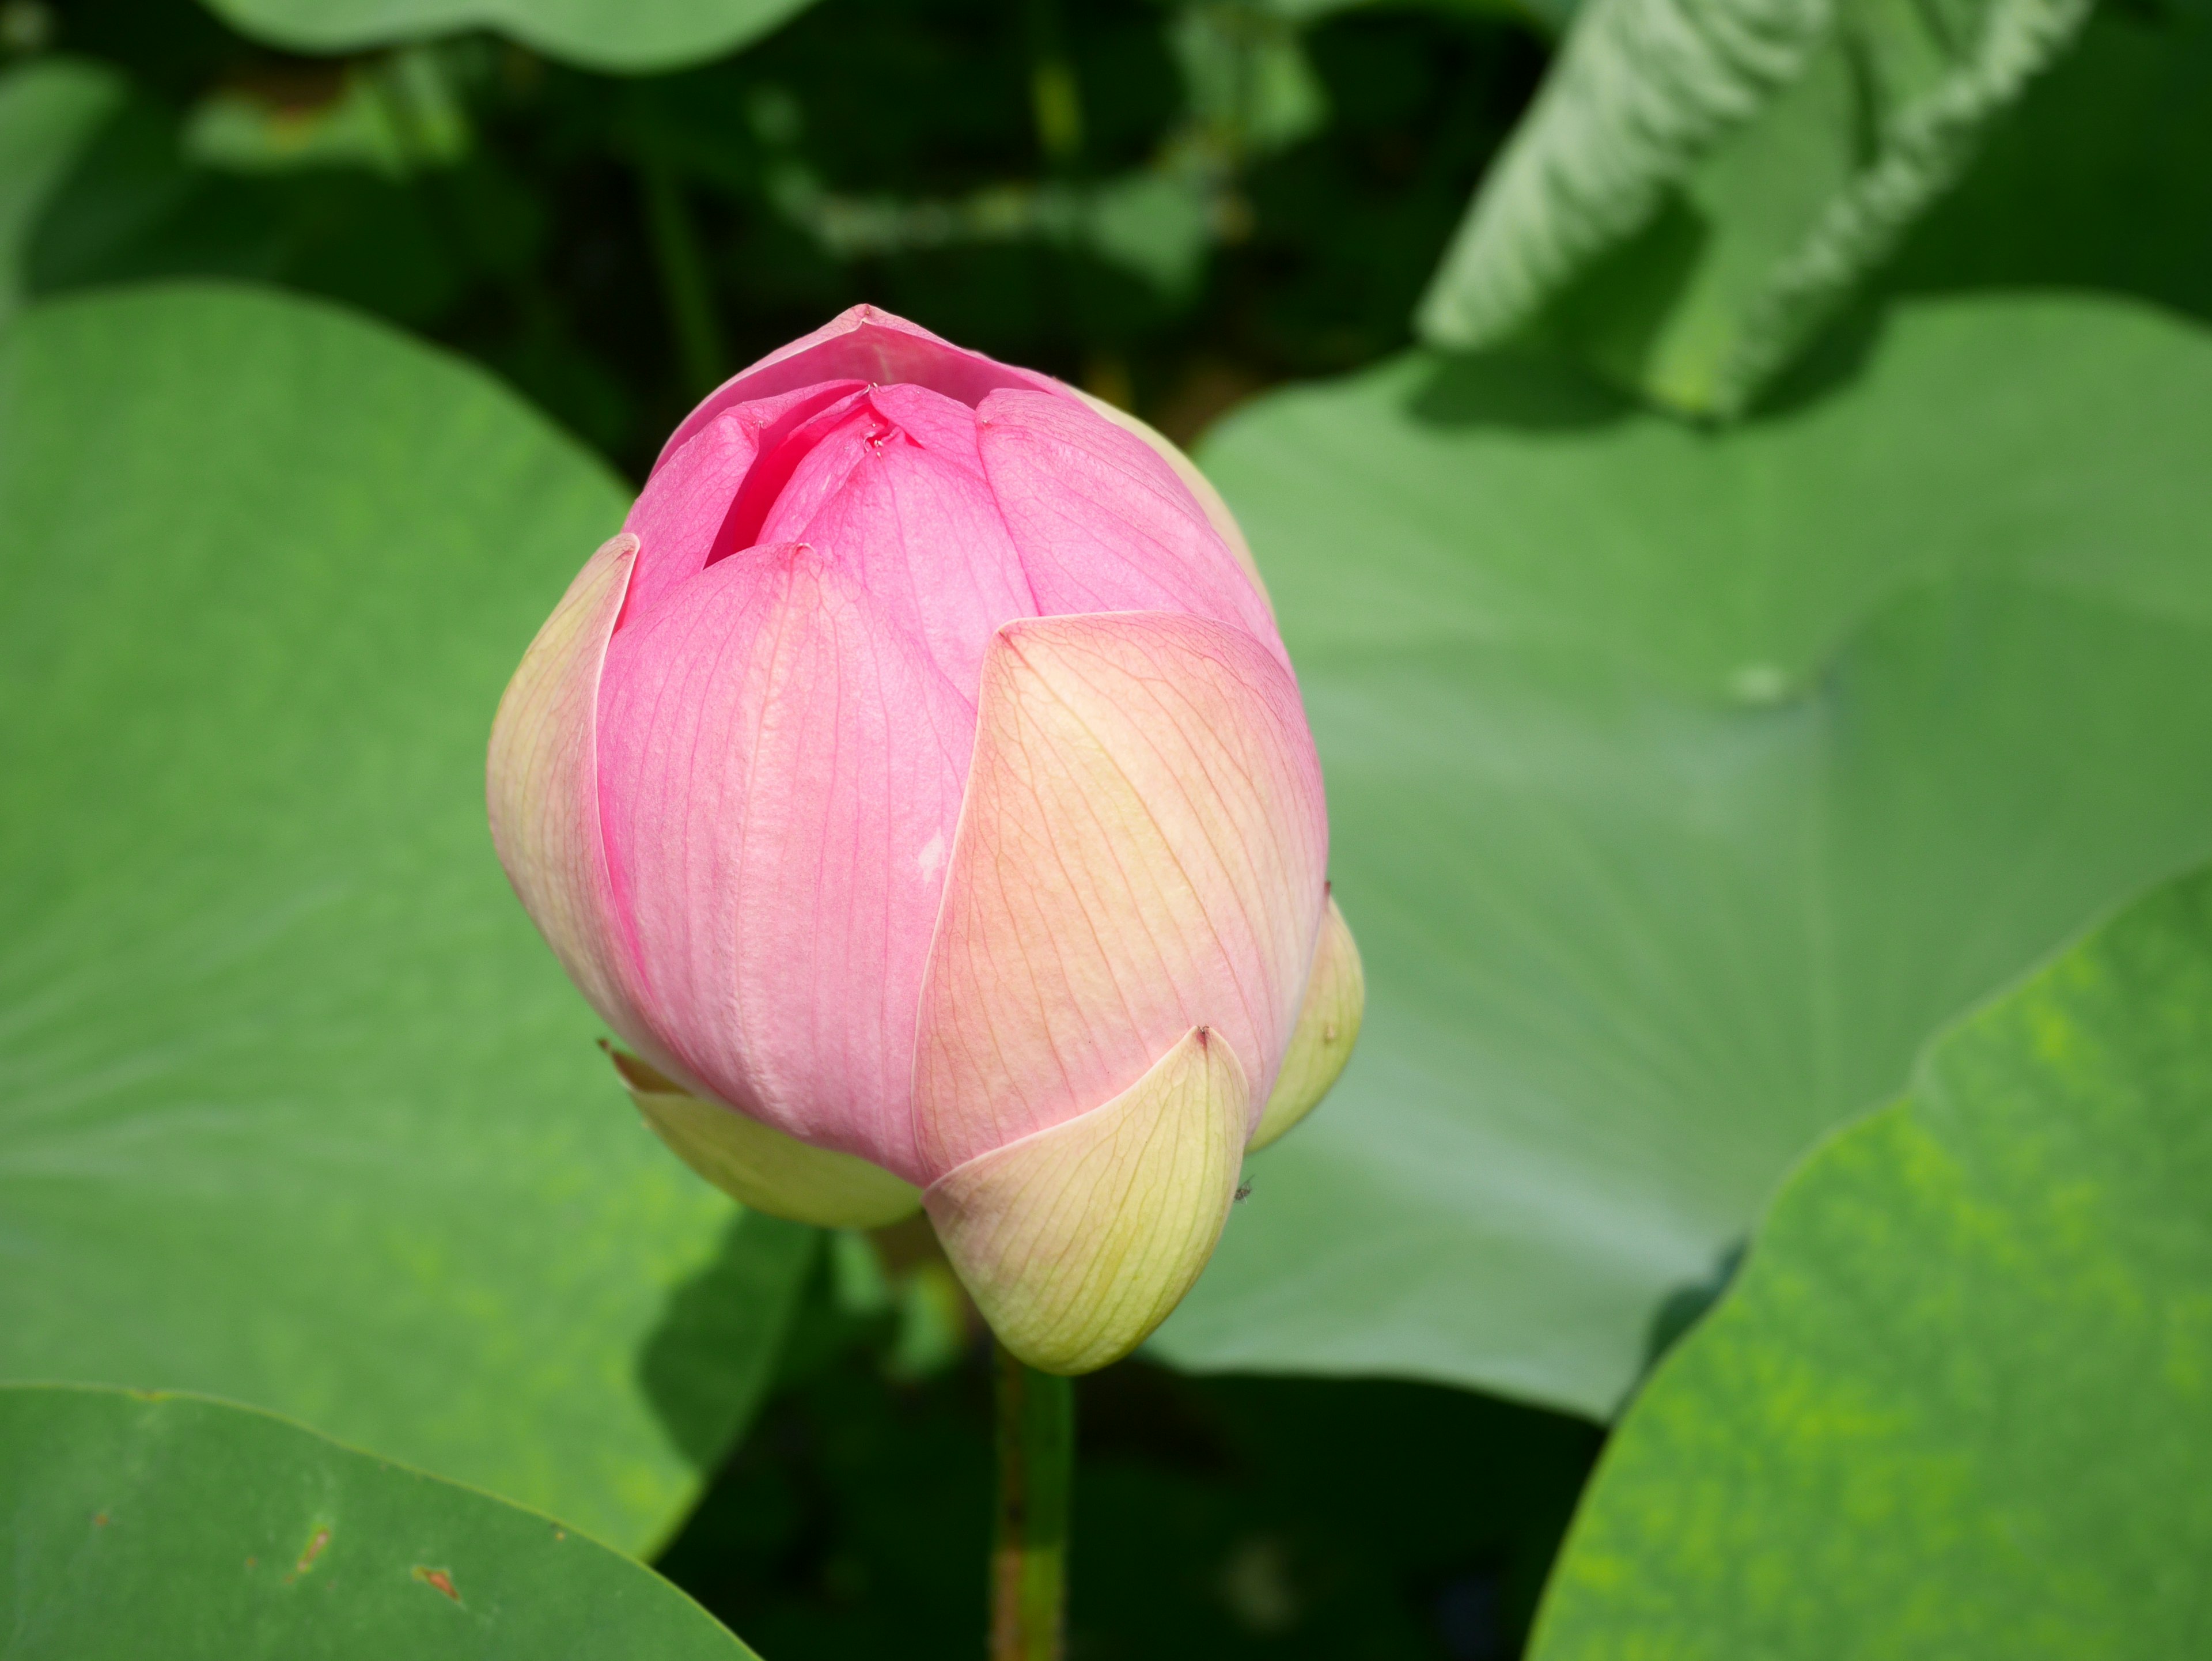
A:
[1153,292,2212,1417]
[198,0,821,74]
[0,282,812,1553]
[0,1384,758,1659]
[1531,863,2212,1657]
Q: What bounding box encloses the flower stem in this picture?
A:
[991,1341,1073,1661]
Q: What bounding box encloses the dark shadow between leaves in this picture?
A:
[1404,200,1711,432]
[26,89,463,328]
[1744,302,1888,421]
[1873,6,2212,334]
[1403,346,1637,433]
[639,1210,819,1470]
[25,91,217,296]
[1638,1238,1746,1384]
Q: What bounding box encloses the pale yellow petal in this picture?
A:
[925,1026,1249,1375]
[1248,892,1364,1151]
[912,612,1327,1174]
[610,1050,922,1229]
[485,533,656,1051]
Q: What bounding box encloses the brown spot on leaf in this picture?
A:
[92,1512,108,1528]
[286,1526,332,1581]
[413,1565,463,1604]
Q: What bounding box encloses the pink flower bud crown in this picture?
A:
[489,306,1361,1373]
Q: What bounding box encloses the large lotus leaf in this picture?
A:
[199,0,820,73]
[0,1385,758,1659]
[1149,293,2212,1417]
[1528,865,2212,1657]
[1415,0,2092,414]
[0,283,813,1553]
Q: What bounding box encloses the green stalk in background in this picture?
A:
[1023,0,1084,170]
[638,152,728,399]
[991,1344,1074,1661]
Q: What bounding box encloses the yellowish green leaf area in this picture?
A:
[1530,865,2212,1657]
[1154,293,2212,1418]
[199,0,820,73]
[0,285,813,1553]
[0,1386,757,1659]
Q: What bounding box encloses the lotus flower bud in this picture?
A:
[488,307,1361,1373]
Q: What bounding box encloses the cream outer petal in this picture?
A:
[925,1024,1248,1375]
[486,534,664,1067]
[911,611,1329,1176]
[609,1051,921,1229]
[1249,891,1364,1151]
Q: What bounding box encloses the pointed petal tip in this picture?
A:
[924,1026,1250,1375]
[1248,892,1363,1151]
[914,609,1326,1171]
[609,1048,923,1229]
[656,305,1063,473]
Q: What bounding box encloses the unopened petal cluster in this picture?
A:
[488,307,1361,1372]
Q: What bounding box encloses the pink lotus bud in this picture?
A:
[488,307,1359,1372]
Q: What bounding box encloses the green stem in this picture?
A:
[1022,0,1084,169]
[991,1342,1073,1661]
[637,153,726,399]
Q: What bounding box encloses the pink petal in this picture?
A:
[712,386,870,558]
[594,543,975,1182]
[655,305,1073,474]
[760,389,1036,701]
[976,389,1285,669]
[620,381,864,633]
[868,381,990,471]
[912,611,1329,1177]
[1065,387,1274,619]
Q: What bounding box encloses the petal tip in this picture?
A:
[1248,892,1363,1151]
[924,1026,1249,1375]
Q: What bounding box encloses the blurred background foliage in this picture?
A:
[662,1239,1602,1660]
[5,0,1550,474]
[4,0,2211,1652]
